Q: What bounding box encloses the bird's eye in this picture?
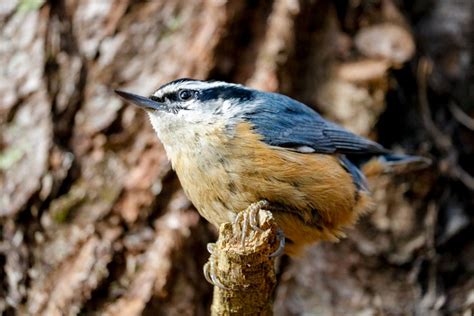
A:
[178,90,193,101]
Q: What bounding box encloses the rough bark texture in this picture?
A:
[210,209,279,316]
[0,0,473,315]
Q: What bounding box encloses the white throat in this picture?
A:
[147,111,229,167]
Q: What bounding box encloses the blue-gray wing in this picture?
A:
[244,91,388,155]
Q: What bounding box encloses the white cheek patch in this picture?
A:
[222,100,233,112]
[147,112,161,135]
[178,108,206,123]
[179,100,226,123]
[147,112,179,139]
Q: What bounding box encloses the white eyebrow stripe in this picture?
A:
[152,81,243,98]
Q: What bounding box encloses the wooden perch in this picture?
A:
[208,207,280,316]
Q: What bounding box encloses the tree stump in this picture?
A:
[209,208,280,316]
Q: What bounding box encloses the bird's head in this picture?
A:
[115,79,259,155]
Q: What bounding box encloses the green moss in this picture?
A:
[0,147,24,170]
[48,154,124,223]
[161,15,184,40]
[49,184,86,223]
[17,0,45,12]
[98,185,121,204]
[52,203,74,223]
[165,15,182,33]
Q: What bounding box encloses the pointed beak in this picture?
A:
[114,90,162,111]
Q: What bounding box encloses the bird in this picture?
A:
[115,78,429,256]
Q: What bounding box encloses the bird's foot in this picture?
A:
[232,200,285,256]
[203,243,228,289]
[270,228,286,257]
[203,203,285,288]
[233,200,269,246]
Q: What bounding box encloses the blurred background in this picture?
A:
[0,0,473,315]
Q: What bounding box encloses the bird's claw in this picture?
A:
[204,202,286,288]
[269,228,286,257]
[249,202,265,233]
[233,200,270,247]
[203,251,229,290]
[232,200,286,256]
[207,242,216,254]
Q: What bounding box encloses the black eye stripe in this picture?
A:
[151,86,253,103]
[167,93,179,102]
[152,90,197,102]
[197,86,254,102]
[149,95,163,102]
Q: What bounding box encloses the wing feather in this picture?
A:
[244,91,388,155]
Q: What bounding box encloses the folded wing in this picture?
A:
[245,91,388,156]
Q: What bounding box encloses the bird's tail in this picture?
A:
[361,154,431,178]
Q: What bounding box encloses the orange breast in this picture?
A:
[173,122,373,255]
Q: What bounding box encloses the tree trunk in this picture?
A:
[1,0,472,315]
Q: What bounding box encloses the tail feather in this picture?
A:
[362,154,431,177]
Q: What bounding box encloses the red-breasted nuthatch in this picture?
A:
[116,79,428,256]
